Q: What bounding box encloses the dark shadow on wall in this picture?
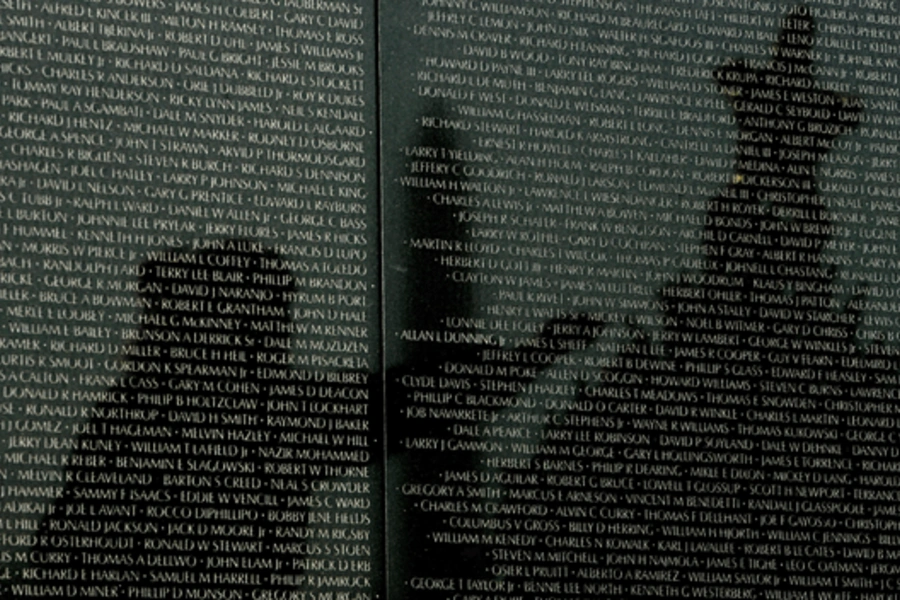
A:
[396,100,476,340]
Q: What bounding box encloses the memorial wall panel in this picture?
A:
[382,1,900,599]
[2,0,900,599]
[0,1,381,598]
